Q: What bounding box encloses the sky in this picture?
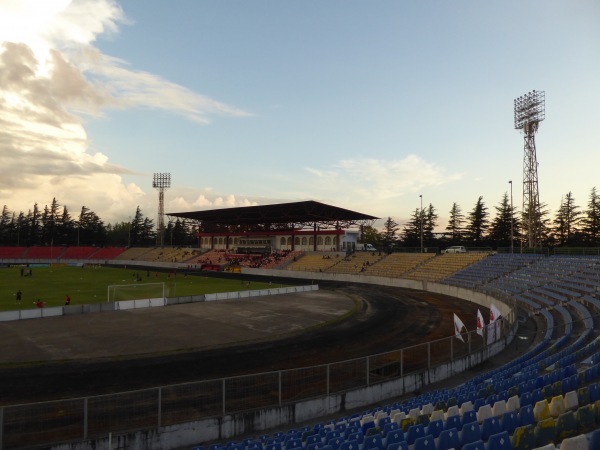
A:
[1,0,599,230]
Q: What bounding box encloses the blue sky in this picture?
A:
[1,1,599,229]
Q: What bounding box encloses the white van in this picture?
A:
[357,243,378,252]
[444,246,466,254]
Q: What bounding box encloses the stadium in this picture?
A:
[1,199,600,450]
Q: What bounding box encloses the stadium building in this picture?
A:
[168,200,379,254]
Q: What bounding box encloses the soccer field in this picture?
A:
[0,265,283,310]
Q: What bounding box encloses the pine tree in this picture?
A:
[445,203,465,244]
[465,196,489,246]
[379,217,399,249]
[401,209,421,247]
[423,203,438,246]
[553,192,581,246]
[488,192,520,249]
[581,187,600,246]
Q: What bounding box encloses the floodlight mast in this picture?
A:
[153,173,171,246]
[514,90,545,248]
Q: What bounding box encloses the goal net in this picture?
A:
[107,282,167,302]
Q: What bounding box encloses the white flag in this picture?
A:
[490,303,502,323]
[454,313,466,342]
[476,309,485,337]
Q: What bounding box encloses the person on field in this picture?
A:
[16,290,22,304]
[65,295,71,306]
[34,299,44,308]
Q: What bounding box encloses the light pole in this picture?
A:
[420,194,423,253]
[509,180,514,253]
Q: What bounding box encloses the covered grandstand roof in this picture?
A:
[168,200,378,231]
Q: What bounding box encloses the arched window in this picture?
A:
[218,238,223,245]
[294,237,300,245]
[325,236,331,245]
[317,237,323,245]
[301,237,307,245]
[309,237,314,245]
[280,237,286,246]
[287,237,292,245]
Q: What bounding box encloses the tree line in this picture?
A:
[0,198,199,248]
[367,187,600,250]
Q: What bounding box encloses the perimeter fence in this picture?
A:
[0,315,514,449]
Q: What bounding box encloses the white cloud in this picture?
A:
[0,0,251,222]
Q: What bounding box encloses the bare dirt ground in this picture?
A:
[0,280,488,406]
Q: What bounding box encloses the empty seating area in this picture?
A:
[0,246,27,258]
[285,253,344,272]
[89,247,127,259]
[23,246,67,258]
[60,246,99,259]
[404,253,490,282]
[325,252,386,274]
[363,253,435,278]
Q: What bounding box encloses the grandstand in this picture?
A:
[191,253,600,450]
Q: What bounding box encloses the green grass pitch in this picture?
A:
[0,266,284,311]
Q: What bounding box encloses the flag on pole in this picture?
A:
[490,303,502,323]
[454,313,466,342]
[476,309,485,337]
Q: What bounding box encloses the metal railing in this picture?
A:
[0,318,512,449]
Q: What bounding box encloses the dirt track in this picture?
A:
[0,281,482,405]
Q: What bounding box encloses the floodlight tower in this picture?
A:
[514,90,545,248]
[153,173,171,246]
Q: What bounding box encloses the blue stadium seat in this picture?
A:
[518,404,535,427]
[500,411,519,435]
[339,439,359,450]
[346,432,364,445]
[443,414,461,431]
[328,437,343,450]
[461,410,477,427]
[461,441,485,450]
[590,429,600,450]
[425,420,443,439]
[385,442,408,450]
[264,442,282,450]
[486,431,512,450]
[306,435,322,446]
[382,422,399,437]
[436,428,460,450]
[460,421,482,447]
[384,430,404,449]
[285,439,302,450]
[363,434,383,450]
[412,435,435,450]
[480,416,502,441]
[589,382,600,402]
[405,424,425,445]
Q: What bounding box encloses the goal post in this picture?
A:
[107,282,167,303]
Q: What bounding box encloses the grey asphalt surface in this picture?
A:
[0,290,354,365]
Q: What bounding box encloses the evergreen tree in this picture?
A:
[581,187,600,246]
[78,206,107,246]
[28,203,41,246]
[465,196,489,246]
[553,192,582,246]
[401,209,421,247]
[488,192,520,249]
[423,203,438,246]
[58,205,76,245]
[0,205,13,245]
[445,203,465,244]
[379,217,399,249]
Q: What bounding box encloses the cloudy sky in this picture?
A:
[1,0,599,229]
